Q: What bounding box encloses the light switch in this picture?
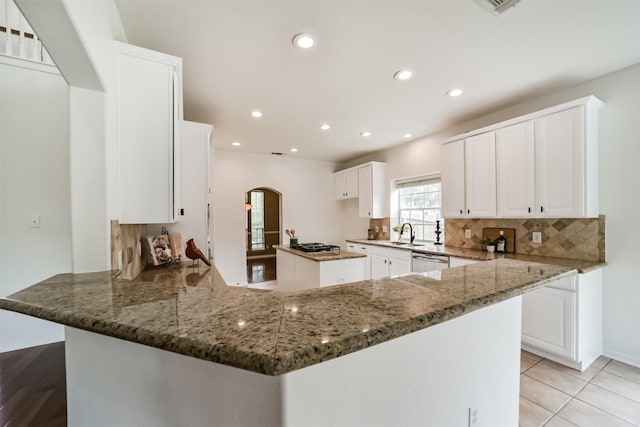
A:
[532,231,542,244]
[465,229,471,239]
[382,225,388,233]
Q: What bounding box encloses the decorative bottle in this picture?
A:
[496,230,507,253]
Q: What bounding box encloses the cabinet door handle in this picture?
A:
[389,260,392,265]
[384,260,387,264]
[459,209,463,214]
[528,207,531,213]
[467,209,470,214]
[540,206,544,213]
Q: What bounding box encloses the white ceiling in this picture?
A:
[115,0,640,163]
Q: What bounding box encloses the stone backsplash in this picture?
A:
[444,216,605,262]
[368,217,391,240]
[110,220,147,280]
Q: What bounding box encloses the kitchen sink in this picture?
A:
[388,242,424,247]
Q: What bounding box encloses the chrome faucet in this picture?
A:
[399,223,415,244]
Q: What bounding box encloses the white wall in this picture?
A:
[0,56,71,351]
[17,0,127,273]
[344,63,640,367]
[213,150,344,285]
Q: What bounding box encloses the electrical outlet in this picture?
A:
[375,226,380,232]
[465,229,472,239]
[30,215,41,228]
[470,408,479,425]
[382,225,388,232]
[532,231,542,244]
[117,250,123,270]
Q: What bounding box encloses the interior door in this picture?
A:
[246,188,280,257]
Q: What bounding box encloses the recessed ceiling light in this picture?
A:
[446,88,463,97]
[290,147,298,153]
[403,133,413,138]
[251,111,263,118]
[360,131,372,137]
[320,124,331,130]
[393,70,413,80]
[292,33,314,49]
[232,141,241,146]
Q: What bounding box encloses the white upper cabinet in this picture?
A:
[465,132,496,217]
[441,134,496,218]
[441,139,466,218]
[497,121,535,217]
[358,162,386,218]
[115,41,183,224]
[442,96,602,219]
[535,107,594,217]
[333,168,358,200]
[334,161,386,218]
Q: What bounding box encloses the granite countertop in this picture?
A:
[1,259,575,376]
[274,245,366,262]
[346,239,606,273]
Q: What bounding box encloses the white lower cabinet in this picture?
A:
[370,246,411,279]
[346,243,372,280]
[276,249,364,291]
[521,269,602,371]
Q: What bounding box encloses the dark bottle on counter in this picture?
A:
[496,230,506,253]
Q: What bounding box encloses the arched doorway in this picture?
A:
[246,188,281,283]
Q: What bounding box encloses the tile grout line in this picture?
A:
[535,355,640,427]
[572,382,640,426]
[521,354,614,427]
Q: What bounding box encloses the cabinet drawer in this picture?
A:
[372,246,389,256]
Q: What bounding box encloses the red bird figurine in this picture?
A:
[185,239,211,266]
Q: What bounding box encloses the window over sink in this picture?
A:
[396,176,442,242]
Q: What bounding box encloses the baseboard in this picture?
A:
[603,348,640,369]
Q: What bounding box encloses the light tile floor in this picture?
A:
[520,351,640,426]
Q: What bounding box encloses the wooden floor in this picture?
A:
[246,257,276,283]
[0,341,67,426]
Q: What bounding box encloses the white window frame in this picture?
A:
[395,174,442,243]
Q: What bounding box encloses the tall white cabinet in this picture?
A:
[115,41,183,224]
[148,121,214,261]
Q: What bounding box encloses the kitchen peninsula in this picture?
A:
[1,260,576,426]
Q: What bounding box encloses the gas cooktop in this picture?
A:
[290,243,341,254]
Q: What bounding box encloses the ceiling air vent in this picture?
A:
[477,0,522,14]
[271,152,285,156]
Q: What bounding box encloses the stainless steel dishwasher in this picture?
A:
[411,252,450,272]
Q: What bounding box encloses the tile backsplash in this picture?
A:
[444,216,605,262]
[368,217,391,240]
[110,220,147,280]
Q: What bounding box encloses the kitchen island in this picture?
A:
[1,259,576,426]
[275,245,366,290]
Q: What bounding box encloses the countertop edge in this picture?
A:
[0,298,279,375]
[275,245,366,262]
[270,268,578,374]
[345,239,606,273]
